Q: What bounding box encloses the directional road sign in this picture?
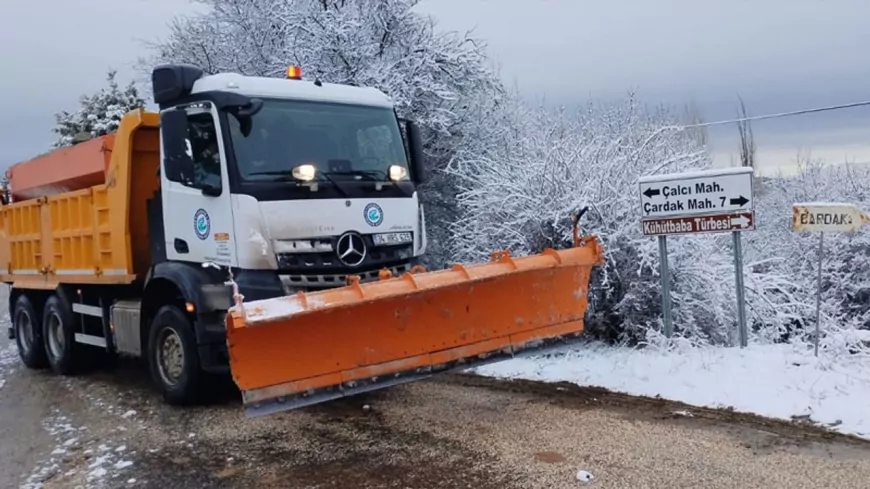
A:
[638,167,754,219]
[638,167,755,348]
[792,202,870,233]
[641,211,755,236]
[791,202,870,357]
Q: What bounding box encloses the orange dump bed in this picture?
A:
[7,135,115,202]
[0,111,162,288]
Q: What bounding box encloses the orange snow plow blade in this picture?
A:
[226,234,604,417]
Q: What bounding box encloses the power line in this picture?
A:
[681,99,870,129]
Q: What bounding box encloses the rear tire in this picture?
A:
[147,305,202,406]
[12,294,48,369]
[42,293,80,375]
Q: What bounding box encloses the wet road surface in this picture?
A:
[3,294,870,487]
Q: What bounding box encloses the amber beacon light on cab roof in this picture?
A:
[0,64,604,417]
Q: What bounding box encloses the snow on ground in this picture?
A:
[21,410,136,489]
[474,340,870,439]
[0,339,16,390]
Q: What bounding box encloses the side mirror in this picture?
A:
[406,120,426,184]
[228,99,263,138]
[201,183,222,197]
[200,173,222,197]
[160,109,194,182]
[236,98,264,118]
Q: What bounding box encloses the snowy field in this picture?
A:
[474,339,870,440]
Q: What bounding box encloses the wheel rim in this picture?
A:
[157,328,185,386]
[15,309,34,354]
[46,312,64,360]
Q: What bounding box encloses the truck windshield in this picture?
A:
[226,98,409,183]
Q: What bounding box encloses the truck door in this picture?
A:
[160,105,237,267]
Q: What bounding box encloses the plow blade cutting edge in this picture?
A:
[226,235,604,417]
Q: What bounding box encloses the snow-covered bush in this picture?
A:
[51,70,145,148]
[446,94,803,345]
[143,0,505,268]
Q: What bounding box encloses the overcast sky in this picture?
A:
[1,0,868,175]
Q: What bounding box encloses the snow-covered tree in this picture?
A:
[447,86,870,348]
[142,0,505,267]
[0,173,9,205]
[137,0,870,352]
[51,70,146,148]
[446,93,803,345]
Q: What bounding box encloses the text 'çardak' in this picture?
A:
[792,203,870,233]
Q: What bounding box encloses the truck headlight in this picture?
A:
[388,165,409,181]
[292,164,317,182]
[373,232,413,246]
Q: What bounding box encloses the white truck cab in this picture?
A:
[151,64,428,302]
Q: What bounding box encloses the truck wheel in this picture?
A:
[12,294,48,369]
[147,305,202,406]
[42,294,80,375]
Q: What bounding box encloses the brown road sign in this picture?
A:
[641,211,755,236]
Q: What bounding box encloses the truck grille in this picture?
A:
[275,243,414,272]
[279,262,413,290]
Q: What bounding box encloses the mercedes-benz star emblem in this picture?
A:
[336,232,366,267]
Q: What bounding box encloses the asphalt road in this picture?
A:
[4,289,870,488]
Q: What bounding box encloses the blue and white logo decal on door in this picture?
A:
[364,203,384,227]
[194,208,211,240]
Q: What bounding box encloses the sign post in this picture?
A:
[814,232,823,357]
[792,202,870,356]
[657,235,673,338]
[732,230,748,347]
[639,167,755,346]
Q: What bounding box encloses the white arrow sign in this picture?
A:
[792,202,870,233]
[730,214,751,229]
[639,167,754,219]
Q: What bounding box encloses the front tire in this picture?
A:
[13,294,48,369]
[42,293,80,375]
[147,305,202,406]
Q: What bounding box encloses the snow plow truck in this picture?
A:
[1,64,604,417]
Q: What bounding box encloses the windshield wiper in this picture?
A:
[324,169,387,181]
[314,171,349,197]
[246,169,350,197]
[330,169,415,197]
[329,170,414,197]
[246,170,295,178]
